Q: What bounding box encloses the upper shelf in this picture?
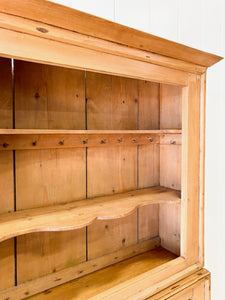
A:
[0,129,182,150]
[0,186,181,242]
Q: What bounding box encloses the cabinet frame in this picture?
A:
[0,1,222,299]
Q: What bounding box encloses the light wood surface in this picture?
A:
[0,130,181,150]
[86,71,138,263]
[0,12,207,74]
[160,84,182,130]
[28,248,177,300]
[0,129,182,134]
[185,74,201,263]
[0,57,14,290]
[0,57,13,129]
[14,60,87,284]
[87,72,138,130]
[139,81,160,130]
[0,187,180,243]
[0,0,220,297]
[0,0,222,67]
[0,28,188,86]
[0,238,160,300]
[14,60,85,129]
[147,268,210,299]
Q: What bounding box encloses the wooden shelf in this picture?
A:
[0,187,180,242]
[0,129,181,150]
[28,247,177,300]
[0,129,182,134]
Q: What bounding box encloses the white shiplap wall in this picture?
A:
[52,1,225,298]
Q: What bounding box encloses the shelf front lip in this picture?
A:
[0,187,181,243]
[0,129,182,135]
[0,130,182,150]
[0,256,202,300]
[88,259,201,300]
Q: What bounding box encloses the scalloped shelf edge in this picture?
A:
[0,186,181,242]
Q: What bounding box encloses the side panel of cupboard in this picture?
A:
[167,280,209,300]
[0,58,14,290]
[147,270,210,300]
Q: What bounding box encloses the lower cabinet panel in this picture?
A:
[148,268,210,300]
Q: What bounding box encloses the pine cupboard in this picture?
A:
[0,1,222,299]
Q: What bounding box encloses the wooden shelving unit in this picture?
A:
[0,1,221,299]
[0,187,180,242]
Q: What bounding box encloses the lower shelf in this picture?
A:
[27,247,177,300]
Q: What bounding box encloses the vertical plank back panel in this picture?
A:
[15,61,85,129]
[138,81,160,242]
[160,84,182,129]
[87,72,138,259]
[0,58,14,290]
[139,81,160,130]
[16,149,86,208]
[160,145,181,190]
[0,58,13,129]
[14,61,86,283]
[159,203,181,255]
[87,72,138,130]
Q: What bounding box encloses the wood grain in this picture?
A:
[147,269,210,299]
[17,229,86,284]
[14,61,85,129]
[87,71,139,260]
[28,248,177,300]
[0,57,14,291]
[0,57,12,128]
[138,80,160,243]
[0,28,188,86]
[159,203,181,256]
[0,187,181,243]
[87,72,138,130]
[0,132,182,151]
[87,146,137,197]
[14,60,86,283]
[88,213,138,260]
[0,238,160,300]
[160,84,182,130]
[160,145,181,190]
[139,81,160,130]
[0,12,207,74]
[139,204,159,242]
[0,0,222,66]
[16,149,86,208]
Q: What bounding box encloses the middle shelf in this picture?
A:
[0,186,181,243]
[0,129,181,150]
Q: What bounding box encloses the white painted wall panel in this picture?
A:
[52,0,115,20]
[149,0,179,41]
[115,0,150,31]
[178,0,203,49]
